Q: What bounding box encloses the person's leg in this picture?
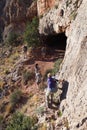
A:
[46,95,49,107]
[45,88,50,108]
[51,93,54,104]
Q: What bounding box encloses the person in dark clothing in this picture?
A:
[22,45,28,59]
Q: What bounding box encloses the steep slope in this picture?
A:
[38,0,87,129]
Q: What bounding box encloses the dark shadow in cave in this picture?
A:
[44,33,67,50]
[40,33,67,61]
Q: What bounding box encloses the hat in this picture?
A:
[47,73,51,77]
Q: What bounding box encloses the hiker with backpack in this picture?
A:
[45,73,58,108]
[34,63,42,87]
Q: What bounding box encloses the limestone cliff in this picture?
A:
[38,0,87,129]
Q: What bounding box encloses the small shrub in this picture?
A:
[43,59,63,81]
[7,32,19,46]
[10,89,22,107]
[36,106,44,115]
[52,58,63,74]
[0,115,3,124]
[58,110,62,117]
[6,112,38,130]
[22,70,34,85]
[24,17,40,47]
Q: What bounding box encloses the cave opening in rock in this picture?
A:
[44,33,67,50]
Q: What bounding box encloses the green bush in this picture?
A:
[52,58,63,74]
[10,89,22,107]
[7,32,19,46]
[24,17,40,47]
[43,59,63,80]
[0,115,3,124]
[58,110,62,117]
[22,70,34,85]
[36,106,44,115]
[6,112,38,130]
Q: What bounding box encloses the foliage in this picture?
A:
[7,32,19,46]
[52,58,63,74]
[24,17,40,47]
[43,58,63,81]
[0,115,3,124]
[6,112,38,130]
[36,106,44,115]
[10,89,22,107]
[22,70,34,85]
[58,110,62,117]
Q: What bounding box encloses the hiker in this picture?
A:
[34,64,42,87]
[22,45,28,59]
[41,46,46,59]
[45,73,58,108]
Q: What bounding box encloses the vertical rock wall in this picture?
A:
[59,1,87,129]
[38,0,87,129]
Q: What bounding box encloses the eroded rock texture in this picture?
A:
[0,0,37,41]
[38,0,87,129]
[37,0,55,16]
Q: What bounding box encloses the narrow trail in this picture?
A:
[21,49,65,117]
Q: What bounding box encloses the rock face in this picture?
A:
[37,0,55,16]
[0,0,37,41]
[38,0,87,129]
